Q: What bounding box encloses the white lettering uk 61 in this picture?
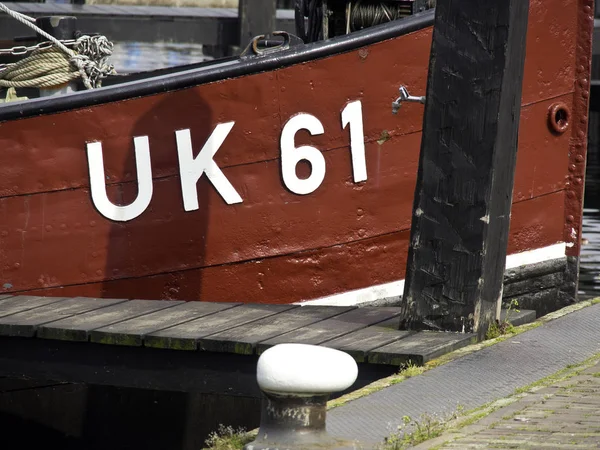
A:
[86,100,368,222]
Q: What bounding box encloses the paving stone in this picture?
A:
[412,360,600,449]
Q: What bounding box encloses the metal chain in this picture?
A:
[0,2,115,89]
[0,40,77,56]
[0,2,74,57]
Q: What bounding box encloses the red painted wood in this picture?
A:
[0,97,571,296]
[0,0,578,198]
[0,131,420,293]
[513,95,572,202]
[563,0,593,256]
[23,192,564,304]
[507,192,566,255]
[521,0,578,104]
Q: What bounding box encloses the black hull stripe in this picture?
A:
[0,9,434,122]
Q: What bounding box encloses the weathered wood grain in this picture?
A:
[0,295,13,301]
[238,0,277,49]
[0,296,70,318]
[89,302,241,346]
[322,327,415,363]
[144,304,297,351]
[504,272,564,298]
[199,306,355,355]
[503,258,566,283]
[256,307,403,353]
[0,297,127,337]
[368,331,477,366]
[37,300,181,342]
[401,0,531,336]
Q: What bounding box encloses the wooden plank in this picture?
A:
[0,336,395,397]
[0,137,414,295]
[25,229,411,307]
[368,332,477,366]
[89,302,241,347]
[256,307,403,353]
[37,300,181,342]
[503,272,564,298]
[0,297,127,338]
[0,296,69,319]
[503,258,566,284]
[322,327,415,363]
[401,0,530,337]
[32,185,567,303]
[0,295,13,301]
[199,306,355,355]
[144,304,297,351]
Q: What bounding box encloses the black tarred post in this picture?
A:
[239,0,278,49]
[35,16,77,42]
[400,0,530,338]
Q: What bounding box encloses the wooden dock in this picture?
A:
[0,294,535,399]
[0,295,485,364]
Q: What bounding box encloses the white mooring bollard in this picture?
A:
[244,343,360,450]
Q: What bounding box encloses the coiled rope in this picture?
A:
[349,0,435,32]
[0,2,115,89]
[296,0,436,42]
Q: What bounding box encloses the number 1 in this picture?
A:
[341,100,367,183]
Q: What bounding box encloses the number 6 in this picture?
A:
[281,113,326,195]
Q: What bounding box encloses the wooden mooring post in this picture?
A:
[400,0,530,338]
[239,0,277,49]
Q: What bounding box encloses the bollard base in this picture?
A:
[243,437,362,450]
[243,392,363,449]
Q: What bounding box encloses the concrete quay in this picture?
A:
[327,300,600,449]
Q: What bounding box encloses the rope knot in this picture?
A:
[0,2,116,91]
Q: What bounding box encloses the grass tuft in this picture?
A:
[203,424,254,450]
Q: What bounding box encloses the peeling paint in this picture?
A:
[571,227,577,240]
[377,130,390,145]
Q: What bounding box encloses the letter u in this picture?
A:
[86,136,153,222]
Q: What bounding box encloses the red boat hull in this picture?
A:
[0,0,592,309]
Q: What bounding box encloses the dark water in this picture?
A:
[111,41,210,73]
